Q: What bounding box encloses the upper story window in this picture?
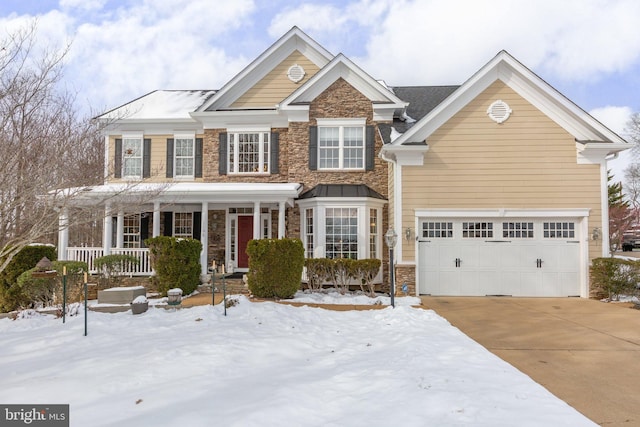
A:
[122,137,142,178]
[309,119,374,172]
[115,134,150,179]
[166,135,202,179]
[175,137,194,177]
[229,131,270,174]
[317,119,365,170]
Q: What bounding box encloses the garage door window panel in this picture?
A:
[544,222,575,238]
[423,222,453,238]
[463,222,493,238]
[503,222,534,238]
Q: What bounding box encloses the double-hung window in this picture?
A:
[174,212,193,238]
[228,130,270,174]
[317,119,365,170]
[122,137,143,178]
[174,136,195,178]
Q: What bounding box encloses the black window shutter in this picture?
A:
[143,138,151,178]
[166,138,174,178]
[309,126,317,170]
[192,211,202,241]
[140,214,150,245]
[270,132,279,174]
[114,139,122,178]
[164,212,173,237]
[195,138,203,178]
[365,125,375,171]
[219,132,227,175]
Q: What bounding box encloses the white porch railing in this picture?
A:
[66,247,153,276]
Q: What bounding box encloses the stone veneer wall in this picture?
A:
[394,264,416,296]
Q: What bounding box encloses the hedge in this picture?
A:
[246,238,304,299]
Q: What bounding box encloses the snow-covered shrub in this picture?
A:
[590,257,640,301]
[246,238,304,299]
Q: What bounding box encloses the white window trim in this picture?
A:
[316,118,366,171]
[227,128,271,175]
[121,133,143,179]
[298,198,385,261]
[174,133,196,179]
[173,212,193,239]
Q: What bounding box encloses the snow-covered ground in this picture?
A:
[0,295,595,426]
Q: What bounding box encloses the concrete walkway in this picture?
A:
[421,297,640,426]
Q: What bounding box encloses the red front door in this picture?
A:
[237,216,253,268]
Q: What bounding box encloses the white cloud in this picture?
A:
[357,0,640,86]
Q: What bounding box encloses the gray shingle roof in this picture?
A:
[379,85,459,144]
[298,184,386,200]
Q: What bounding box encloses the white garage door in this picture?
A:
[418,218,581,297]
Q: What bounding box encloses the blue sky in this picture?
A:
[1,0,639,177]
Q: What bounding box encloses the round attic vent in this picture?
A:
[287,64,305,83]
[487,100,512,124]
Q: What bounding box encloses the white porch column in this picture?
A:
[278,202,286,238]
[116,210,124,248]
[57,207,69,260]
[153,202,161,237]
[253,201,261,240]
[103,204,113,255]
[200,202,209,277]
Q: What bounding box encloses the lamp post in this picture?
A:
[385,227,398,308]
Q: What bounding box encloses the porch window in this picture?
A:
[123,215,141,248]
[175,137,194,177]
[326,208,358,259]
[228,132,270,174]
[174,212,193,238]
[123,138,142,178]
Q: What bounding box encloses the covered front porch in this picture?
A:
[59,182,303,277]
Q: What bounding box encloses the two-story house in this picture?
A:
[57,26,629,297]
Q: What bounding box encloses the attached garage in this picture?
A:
[416,210,589,297]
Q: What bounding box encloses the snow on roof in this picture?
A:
[99,90,216,120]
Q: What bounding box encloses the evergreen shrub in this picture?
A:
[145,236,202,296]
[247,238,304,299]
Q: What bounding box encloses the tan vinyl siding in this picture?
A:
[231,50,320,108]
[107,135,205,183]
[401,80,602,261]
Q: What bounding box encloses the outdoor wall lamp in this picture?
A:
[405,227,412,242]
[591,227,601,241]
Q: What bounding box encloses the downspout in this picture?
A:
[379,145,402,262]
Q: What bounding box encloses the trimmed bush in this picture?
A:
[94,254,140,287]
[0,244,57,312]
[304,258,334,291]
[145,236,202,296]
[590,257,640,301]
[247,238,304,299]
[354,258,382,296]
[332,258,357,294]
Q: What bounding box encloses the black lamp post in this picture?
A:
[385,227,398,308]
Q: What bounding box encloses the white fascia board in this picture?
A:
[190,110,289,129]
[104,120,204,136]
[576,141,632,164]
[280,54,407,110]
[296,197,387,209]
[414,208,591,218]
[380,144,429,165]
[198,27,333,112]
[394,51,628,146]
[373,105,399,121]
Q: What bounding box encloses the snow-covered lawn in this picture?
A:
[0,295,595,426]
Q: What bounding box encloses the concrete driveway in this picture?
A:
[421,297,640,426]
